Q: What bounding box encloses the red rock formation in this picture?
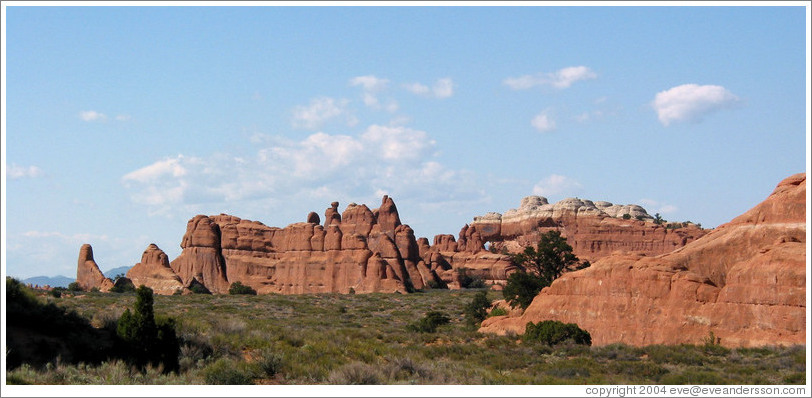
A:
[480,173,806,348]
[471,196,706,263]
[76,244,114,292]
[127,244,184,295]
[156,196,444,295]
[169,215,230,294]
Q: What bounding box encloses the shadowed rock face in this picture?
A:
[480,173,807,348]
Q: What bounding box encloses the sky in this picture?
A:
[2,3,809,279]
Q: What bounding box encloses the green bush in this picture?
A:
[464,291,491,325]
[116,285,180,372]
[189,284,211,294]
[523,320,591,346]
[228,282,257,295]
[67,282,82,292]
[502,271,546,309]
[327,361,381,384]
[457,268,486,289]
[407,311,451,333]
[203,358,254,385]
[488,307,508,317]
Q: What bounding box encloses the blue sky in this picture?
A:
[3,4,809,279]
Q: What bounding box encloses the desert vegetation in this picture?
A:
[5,278,806,385]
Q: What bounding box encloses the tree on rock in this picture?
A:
[504,231,590,309]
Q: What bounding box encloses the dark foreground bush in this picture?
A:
[523,320,592,346]
[5,277,113,369]
[228,282,257,295]
[116,285,180,372]
[464,291,491,325]
[407,311,451,333]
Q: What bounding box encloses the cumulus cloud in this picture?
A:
[532,174,583,197]
[404,78,454,99]
[7,164,44,179]
[652,84,739,126]
[121,125,475,218]
[291,97,356,130]
[639,198,678,215]
[79,110,107,121]
[531,110,556,133]
[504,66,597,90]
[350,75,398,111]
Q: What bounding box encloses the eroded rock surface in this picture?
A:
[480,174,807,348]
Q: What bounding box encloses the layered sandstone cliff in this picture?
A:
[471,196,706,262]
[165,195,445,294]
[480,173,807,347]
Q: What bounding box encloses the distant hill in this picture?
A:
[103,266,131,279]
[22,275,74,288]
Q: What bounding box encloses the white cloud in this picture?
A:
[403,82,430,96]
[652,84,739,126]
[122,156,188,183]
[531,110,556,133]
[7,164,44,179]
[121,125,481,220]
[79,110,107,121]
[432,78,454,98]
[291,97,356,130]
[403,78,455,98]
[532,174,583,197]
[639,198,678,215]
[504,66,597,90]
[350,75,398,111]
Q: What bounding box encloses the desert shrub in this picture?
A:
[203,358,254,385]
[109,284,135,294]
[67,282,82,292]
[228,281,257,295]
[463,291,491,325]
[645,344,706,366]
[5,277,113,369]
[407,311,451,333]
[255,348,284,377]
[607,360,669,381]
[457,268,486,289]
[116,285,180,372]
[783,372,805,384]
[502,271,546,309]
[523,320,591,346]
[488,307,508,317]
[661,369,728,384]
[327,361,381,384]
[383,356,435,382]
[49,287,64,298]
[189,284,211,294]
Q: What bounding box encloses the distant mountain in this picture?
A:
[23,275,74,288]
[103,266,131,279]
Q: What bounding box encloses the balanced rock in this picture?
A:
[480,173,807,348]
